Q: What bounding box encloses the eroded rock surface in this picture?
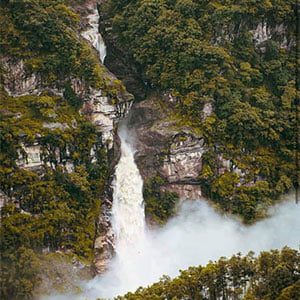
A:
[1,58,42,96]
[129,96,206,201]
[161,134,205,183]
[0,2,133,275]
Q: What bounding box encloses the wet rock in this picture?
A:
[129,96,205,201]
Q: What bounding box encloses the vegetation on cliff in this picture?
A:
[0,0,120,298]
[0,0,298,299]
[102,0,297,222]
[0,89,108,300]
[144,175,179,224]
[117,247,300,300]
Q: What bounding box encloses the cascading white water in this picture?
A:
[108,125,148,293]
[75,126,152,300]
[112,126,146,249]
[82,8,107,63]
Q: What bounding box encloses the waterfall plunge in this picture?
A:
[83,125,151,299]
[82,8,106,63]
[111,125,147,270]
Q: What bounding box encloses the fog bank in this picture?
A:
[45,195,299,300]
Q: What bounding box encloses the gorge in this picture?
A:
[0,1,298,300]
[63,3,300,299]
[48,21,300,295]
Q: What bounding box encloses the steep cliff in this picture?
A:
[0,0,298,298]
[0,1,133,297]
[99,0,297,223]
[97,2,148,100]
[128,95,204,201]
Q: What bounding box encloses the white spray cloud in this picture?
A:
[45,195,299,300]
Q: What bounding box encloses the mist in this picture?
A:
[45,194,299,300]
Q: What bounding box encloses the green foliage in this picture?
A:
[0,246,41,300]
[0,1,127,298]
[103,0,297,221]
[144,175,179,224]
[63,83,82,109]
[0,92,108,299]
[0,0,108,88]
[0,247,89,300]
[117,247,300,300]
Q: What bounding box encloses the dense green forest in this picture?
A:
[0,1,118,298]
[118,247,300,300]
[102,0,297,222]
[0,0,298,299]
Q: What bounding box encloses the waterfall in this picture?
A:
[82,8,107,63]
[112,126,146,247]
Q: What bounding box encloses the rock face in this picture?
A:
[17,143,43,169]
[93,130,122,274]
[1,57,42,97]
[81,7,107,64]
[128,96,205,201]
[80,87,132,150]
[1,58,132,161]
[0,2,133,274]
[0,191,11,210]
[251,22,293,50]
[161,134,205,183]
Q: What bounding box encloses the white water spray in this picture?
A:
[83,125,151,298]
[82,8,107,63]
[81,127,300,299]
[111,125,147,270]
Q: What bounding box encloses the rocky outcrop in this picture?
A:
[1,58,43,97]
[81,7,106,64]
[0,190,11,210]
[17,143,43,169]
[1,58,132,174]
[80,86,132,150]
[93,193,114,273]
[251,22,294,50]
[128,95,206,201]
[161,134,205,183]
[92,126,124,273]
[16,142,76,173]
[1,55,133,149]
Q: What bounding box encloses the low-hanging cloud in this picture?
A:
[45,194,300,300]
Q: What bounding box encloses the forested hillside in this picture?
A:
[0,0,298,299]
[118,247,300,300]
[0,0,126,298]
[101,0,297,222]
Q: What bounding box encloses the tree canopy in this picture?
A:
[102,0,297,222]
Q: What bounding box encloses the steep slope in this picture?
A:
[0,0,132,298]
[99,0,297,223]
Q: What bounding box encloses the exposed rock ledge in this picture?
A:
[1,55,132,150]
[128,95,206,201]
[0,2,133,274]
